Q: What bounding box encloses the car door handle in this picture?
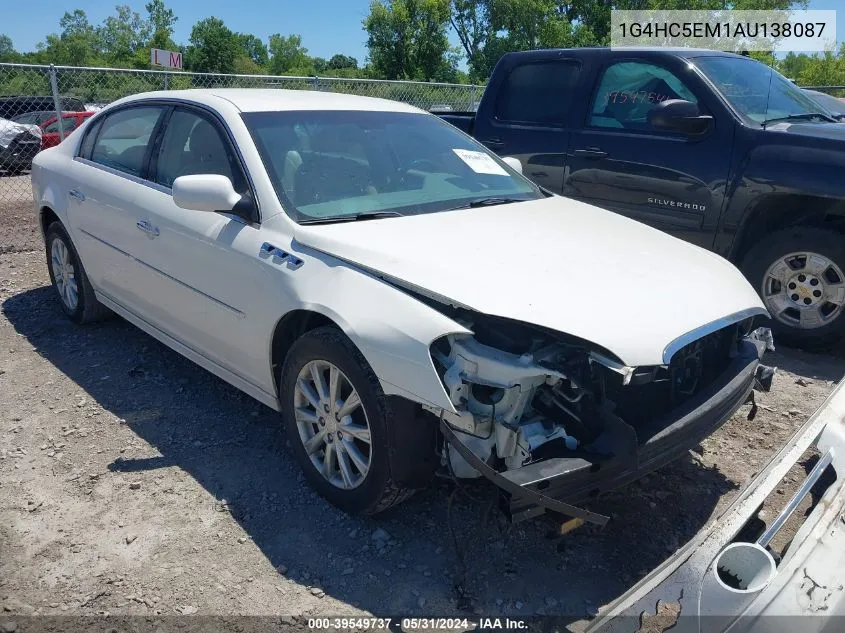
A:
[573,147,607,159]
[136,219,160,238]
[68,188,85,201]
[484,137,505,149]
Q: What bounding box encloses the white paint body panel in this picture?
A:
[31,89,765,415]
[295,196,765,367]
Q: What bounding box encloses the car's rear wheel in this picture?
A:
[280,326,416,514]
[741,227,845,349]
[45,222,111,324]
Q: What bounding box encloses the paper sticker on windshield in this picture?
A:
[453,149,509,176]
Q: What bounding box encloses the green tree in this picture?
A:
[146,0,178,49]
[98,5,152,66]
[328,54,358,69]
[268,34,310,74]
[364,0,454,81]
[185,17,238,73]
[234,33,269,67]
[36,9,102,66]
[0,34,17,62]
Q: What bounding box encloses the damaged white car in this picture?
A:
[32,89,770,521]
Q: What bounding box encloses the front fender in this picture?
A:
[283,249,470,412]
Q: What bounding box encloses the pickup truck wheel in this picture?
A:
[45,222,112,324]
[279,326,415,514]
[741,227,845,349]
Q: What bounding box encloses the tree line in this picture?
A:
[0,0,843,87]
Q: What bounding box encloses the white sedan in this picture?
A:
[31,89,769,522]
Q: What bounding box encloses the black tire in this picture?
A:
[45,221,112,324]
[280,326,416,514]
[740,226,845,349]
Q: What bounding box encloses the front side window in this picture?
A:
[244,110,541,223]
[154,109,242,189]
[90,106,163,177]
[694,56,834,125]
[590,61,698,130]
[496,61,581,125]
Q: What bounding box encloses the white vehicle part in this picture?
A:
[588,378,845,632]
[294,196,767,367]
[433,334,580,477]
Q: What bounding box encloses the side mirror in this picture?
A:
[648,99,713,136]
[502,156,522,174]
[173,174,243,213]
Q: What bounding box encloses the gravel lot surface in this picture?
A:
[2,184,844,630]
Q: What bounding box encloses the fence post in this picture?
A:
[312,75,320,91]
[164,72,170,91]
[48,64,66,141]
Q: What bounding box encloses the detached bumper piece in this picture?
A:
[444,340,761,524]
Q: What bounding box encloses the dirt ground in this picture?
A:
[2,186,845,630]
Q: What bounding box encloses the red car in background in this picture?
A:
[40,111,94,149]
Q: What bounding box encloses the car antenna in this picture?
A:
[761,61,775,130]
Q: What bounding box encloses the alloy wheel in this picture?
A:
[293,359,372,489]
[51,237,79,312]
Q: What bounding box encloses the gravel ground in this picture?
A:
[1,192,845,629]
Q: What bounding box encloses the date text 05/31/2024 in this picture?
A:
[306,618,529,630]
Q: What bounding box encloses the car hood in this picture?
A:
[294,196,766,367]
[768,120,845,140]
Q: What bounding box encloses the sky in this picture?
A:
[1,0,842,65]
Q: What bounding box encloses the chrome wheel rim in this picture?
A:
[762,251,845,330]
[51,238,78,312]
[293,360,372,489]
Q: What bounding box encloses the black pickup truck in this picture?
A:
[439,48,845,348]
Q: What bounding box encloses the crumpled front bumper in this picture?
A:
[443,339,763,524]
[588,377,845,633]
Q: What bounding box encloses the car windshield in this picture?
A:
[243,110,541,223]
[804,90,845,116]
[694,56,831,125]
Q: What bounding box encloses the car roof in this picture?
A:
[112,88,424,114]
[504,47,746,61]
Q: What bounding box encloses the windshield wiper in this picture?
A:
[299,211,404,225]
[448,196,527,210]
[761,112,837,128]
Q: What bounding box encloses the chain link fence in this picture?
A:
[0,62,482,241]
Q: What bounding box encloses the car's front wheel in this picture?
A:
[280,326,415,514]
[741,227,845,349]
[45,222,111,324]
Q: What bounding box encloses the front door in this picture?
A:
[129,106,277,391]
[565,59,733,248]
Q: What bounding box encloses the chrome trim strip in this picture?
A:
[78,228,245,318]
[757,448,834,548]
[662,306,768,364]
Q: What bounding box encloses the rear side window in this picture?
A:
[89,107,163,177]
[495,61,581,125]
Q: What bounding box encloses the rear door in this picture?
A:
[564,57,733,248]
[67,104,167,307]
[472,56,583,193]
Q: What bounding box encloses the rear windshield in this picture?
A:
[243,110,540,223]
